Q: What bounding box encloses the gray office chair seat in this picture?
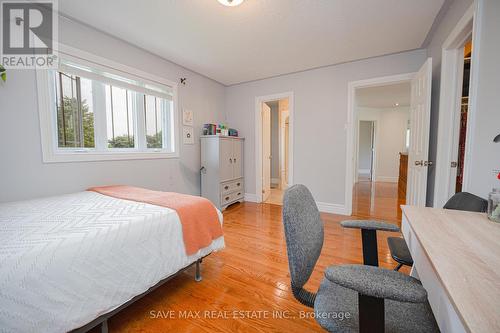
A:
[387,236,413,267]
[315,277,438,333]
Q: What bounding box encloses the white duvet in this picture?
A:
[0,191,224,333]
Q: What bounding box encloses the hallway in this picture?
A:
[352,181,404,224]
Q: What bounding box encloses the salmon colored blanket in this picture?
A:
[87,185,223,255]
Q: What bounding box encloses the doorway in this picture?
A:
[455,40,472,193]
[352,82,412,222]
[255,92,294,205]
[262,98,290,205]
[347,59,432,218]
[434,5,475,207]
[357,120,376,182]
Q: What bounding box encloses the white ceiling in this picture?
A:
[59,0,444,86]
[356,82,411,108]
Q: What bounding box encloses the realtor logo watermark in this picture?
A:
[1,0,58,69]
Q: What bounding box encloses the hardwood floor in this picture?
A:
[264,188,284,205]
[103,182,406,332]
[352,181,405,225]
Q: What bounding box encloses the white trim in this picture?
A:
[433,5,475,207]
[37,43,180,163]
[255,92,294,203]
[316,202,349,215]
[244,193,259,203]
[346,73,415,215]
[462,1,482,195]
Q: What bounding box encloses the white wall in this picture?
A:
[358,107,409,183]
[465,0,500,197]
[226,49,426,211]
[0,16,226,202]
[426,0,473,205]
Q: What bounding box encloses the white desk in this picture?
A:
[401,206,500,333]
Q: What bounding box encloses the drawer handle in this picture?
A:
[225,196,230,201]
[224,185,229,190]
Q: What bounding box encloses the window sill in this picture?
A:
[42,150,179,163]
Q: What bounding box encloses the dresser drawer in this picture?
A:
[221,190,244,206]
[220,178,244,195]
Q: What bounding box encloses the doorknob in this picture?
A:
[415,160,423,166]
[451,161,458,168]
[229,158,233,163]
[424,161,433,167]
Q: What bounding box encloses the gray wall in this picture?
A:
[226,49,426,208]
[0,16,226,202]
[466,0,500,197]
[425,0,473,205]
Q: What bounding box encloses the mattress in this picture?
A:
[0,191,224,333]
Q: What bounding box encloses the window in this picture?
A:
[55,72,95,148]
[38,49,178,162]
[105,85,135,149]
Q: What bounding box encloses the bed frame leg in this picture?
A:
[195,259,202,282]
[101,319,108,333]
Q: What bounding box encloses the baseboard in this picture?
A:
[375,176,398,183]
[244,193,259,202]
[316,202,349,216]
[243,194,348,215]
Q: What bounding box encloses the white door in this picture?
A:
[232,139,243,179]
[262,103,272,201]
[219,138,234,182]
[407,58,432,206]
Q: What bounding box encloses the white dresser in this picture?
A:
[201,136,244,210]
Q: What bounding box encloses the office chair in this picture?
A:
[282,184,438,333]
[388,192,488,271]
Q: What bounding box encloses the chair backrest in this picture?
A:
[282,184,323,306]
[443,192,488,212]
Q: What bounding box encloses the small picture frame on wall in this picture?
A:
[183,109,194,126]
[183,126,194,145]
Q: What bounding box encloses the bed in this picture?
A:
[0,190,224,333]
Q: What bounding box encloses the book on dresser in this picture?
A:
[201,135,244,210]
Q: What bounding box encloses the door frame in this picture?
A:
[346,73,415,216]
[433,4,479,207]
[355,120,378,182]
[255,92,294,203]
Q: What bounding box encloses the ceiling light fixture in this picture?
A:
[394,103,400,107]
[217,0,244,7]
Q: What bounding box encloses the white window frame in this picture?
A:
[37,43,179,163]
